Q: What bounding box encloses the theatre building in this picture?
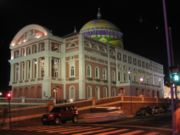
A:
[9,13,164,101]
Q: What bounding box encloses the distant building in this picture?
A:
[9,11,164,101]
[164,85,180,99]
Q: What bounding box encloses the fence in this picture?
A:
[0,96,170,124]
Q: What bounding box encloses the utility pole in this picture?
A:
[162,0,175,134]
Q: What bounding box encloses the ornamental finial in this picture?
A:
[74,26,77,33]
[97,8,102,19]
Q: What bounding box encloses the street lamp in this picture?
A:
[140,77,144,82]
[128,70,131,95]
[140,77,144,96]
[0,92,2,96]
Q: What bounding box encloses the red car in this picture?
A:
[41,105,78,125]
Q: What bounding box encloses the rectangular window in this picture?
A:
[123,55,127,62]
[52,58,59,78]
[118,71,121,81]
[14,50,19,58]
[138,60,141,67]
[39,42,45,52]
[128,56,132,64]
[117,53,121,60]
[32,45,37,54]
[70,66,75,78]
[133,58,136,65]
[26,47,31,55]
[51,42,60,52]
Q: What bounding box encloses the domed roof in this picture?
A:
[80,19,120,32]
[80,19,123,47]
[80,9,123,47]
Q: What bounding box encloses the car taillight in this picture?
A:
[75,110,79,115]
[48,114,54,118]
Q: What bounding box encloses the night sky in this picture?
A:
[0,0,179,91]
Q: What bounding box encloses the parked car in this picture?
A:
[151,105,167,115]
[151,106,160,115]
[41,105,78,125]
[135,106,152,117]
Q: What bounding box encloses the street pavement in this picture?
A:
[0,107,173,135]
[0,124,172,135]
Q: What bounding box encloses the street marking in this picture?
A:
[48,126,102,133]
[61,127,103,134]
[14,125,166,135]
[120,129,145,135]
[72,128,115,135]
[96,128,129,135]
[144,132,160,135]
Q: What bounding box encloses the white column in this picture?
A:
[49,57,52,78]
[36,58,39,79]
[24,61,26,80]
[39,58,41,78]
[107,45,111,97]
[58,59,61,79]
[19,62,22,81]
[61,44,66,99]
[78,34,85,99]
[18,62,20,82]
[44,56,49,78]
[44,39,49,52]
[10,63,14,85]
[30,60,32,80]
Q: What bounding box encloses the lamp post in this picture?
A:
[128,70,131,96]
[128,70,133,114]
[6,92,12,129]
[162,0,175,134]
[140,77,144,96]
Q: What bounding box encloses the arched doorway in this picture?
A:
[95,86,100,99]
[69,85,75,100]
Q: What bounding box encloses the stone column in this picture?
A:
[49,57,52,78]
[36,58,39,80]
[18,62,20,82]
[30,59,32,80]
[10,63,14,84]
[79,34,85,99]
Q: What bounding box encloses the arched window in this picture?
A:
[102,87,108,98]
[112,88,117,97]
[87,86,92,99]
[95,67,100,79]
[69,86,75,100]
[87,65,92,78]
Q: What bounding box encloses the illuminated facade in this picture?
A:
[164,85,180,99]
[9,15,164,101]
